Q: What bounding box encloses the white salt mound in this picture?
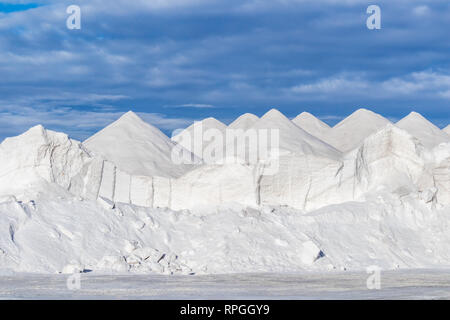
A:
[228,113,259,130]
[249,109,341,159]
[292,112,331,145]
[326,108,391,152]
[84,111,196,178]
[396,112,449,149]
[0,124,89,197]
[172,117,227,158]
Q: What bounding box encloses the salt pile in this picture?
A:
[84,111,198,178]
[172,117,226,159]
[228,113,259,130]
[0,108,449,275]
[0,125,90,198]
[292,112,331,145]
[325,108,391,152]
[396,112,450,149]
[250,109,341,158]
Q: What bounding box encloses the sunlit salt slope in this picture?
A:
[1,185,449,274]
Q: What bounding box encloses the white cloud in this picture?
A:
[290,70,450,100]
[413,5,431,16]
[290,74,369,94]
[381,78,424,94]
[383,71,450,97]
[166,103,216,108]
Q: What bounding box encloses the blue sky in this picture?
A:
[0,0,449,140]
[0,2,39,13]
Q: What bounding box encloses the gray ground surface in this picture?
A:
[0,269,449,299]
